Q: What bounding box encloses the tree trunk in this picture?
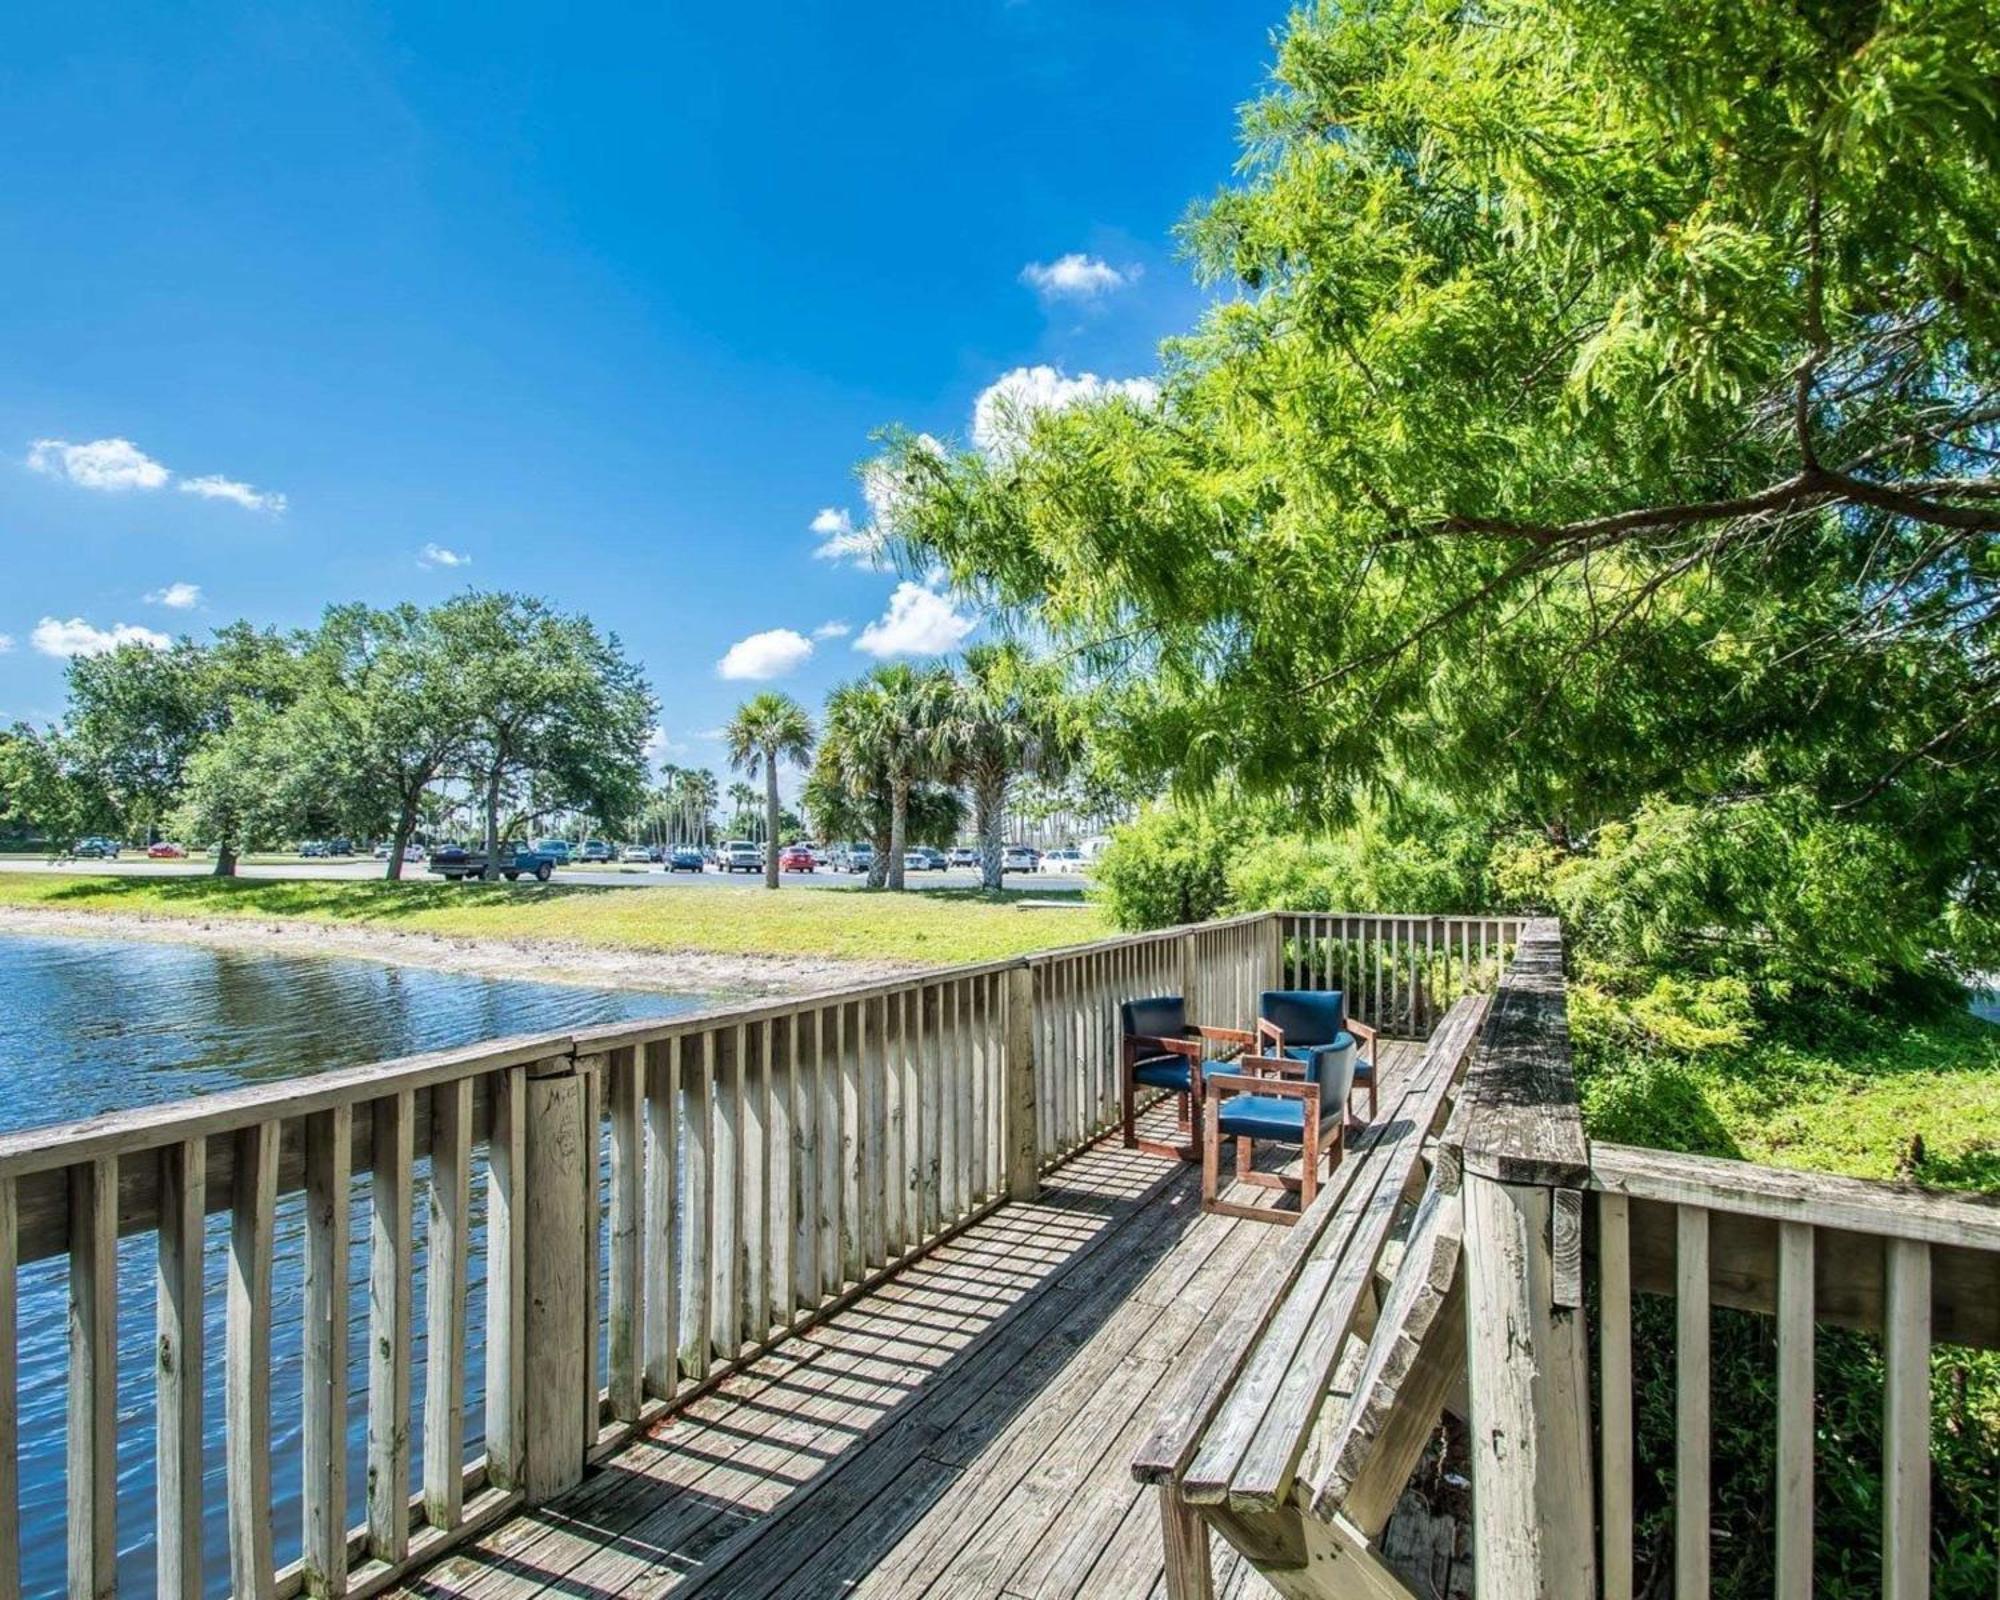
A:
[887,778,909,891]
[387,793,420,882]
[976,776,1006,893]
[763,752,781,890]
[212,838,238,878]
[867,825,891,888]
[481,763,503,881]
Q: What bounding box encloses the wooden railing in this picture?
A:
[1590,1144,2000,1600]
[1273,912,1523,1038]
[0,906,1370,1599]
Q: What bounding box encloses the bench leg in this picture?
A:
[1159,1487,1215,1600]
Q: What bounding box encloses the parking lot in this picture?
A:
[0,855,1094,894]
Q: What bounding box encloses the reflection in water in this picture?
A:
[0,932,703,1598]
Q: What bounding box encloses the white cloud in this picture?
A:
[179,474,287,514]
[144,581,203,609]
[854,582,976,658]
[717,628,814,680]
[418,543,471,569]
[32,616,171,658]
[27,437,171,491]
[812,620,851,639]
[643,726,693,764]
[26,437,285,511]
[0,634,13,653]
[809,505,889,569]
[970,365,1160,461]
[1020,253,1136,300]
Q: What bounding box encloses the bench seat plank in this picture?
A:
[1161,998,1483,1514]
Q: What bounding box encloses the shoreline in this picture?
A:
[0,902,917,998]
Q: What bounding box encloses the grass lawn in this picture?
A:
[0,871,1108,967]
[1576,1004,2000,1195]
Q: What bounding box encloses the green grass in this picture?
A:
[0,871,1105,966]
[1577,1004,2000,1194]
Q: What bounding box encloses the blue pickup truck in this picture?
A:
[427,844,557,882]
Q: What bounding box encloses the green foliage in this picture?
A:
[1092,801,1245,929]
[875,0,2000,995]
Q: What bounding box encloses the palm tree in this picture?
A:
[726,780,759,837]
[724,693,816,889]
[674,767,718,848]
[825,664,950,890]
[938,644,1077,891]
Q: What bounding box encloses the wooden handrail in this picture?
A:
[1590,1139,2000,1251]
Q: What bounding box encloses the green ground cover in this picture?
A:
[0,873,1104,967]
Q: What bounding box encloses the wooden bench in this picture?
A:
[1131,993,1487,1599]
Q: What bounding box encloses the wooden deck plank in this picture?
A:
[383,1050,1421,1600]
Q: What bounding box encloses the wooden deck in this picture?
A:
[388,1043,1419,1600]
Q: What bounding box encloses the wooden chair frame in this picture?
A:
[1258,1013,1381,1125]
[1200,1053,1346,1224]
[1121,1024,1257,1161]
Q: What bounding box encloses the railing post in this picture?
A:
[1004,963,1039,1200]
[1453,919,1596,1598]
[1178,933,1198,1023]
[522,1052,591,1502]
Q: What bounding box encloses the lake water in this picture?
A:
[0,931,705,1597]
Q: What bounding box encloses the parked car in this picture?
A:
[668,845,706,872]
[778,844,816,873]
[579,839,615,864]
[427,844,557,882]
[647,844,665,862]
[298,840,328,857]
[720,840,763,873]
[947,845,979,869]
[533,838,575,865]
[619,844,651,863]
[1001,845,1040,873]
[904,846,949,872]
[807,843,831,868]
[147,841,186,859]
[833,841,875,874]
[1040,848,1085,874]
[71,837,120,859]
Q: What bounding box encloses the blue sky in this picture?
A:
[0,1,1269,777]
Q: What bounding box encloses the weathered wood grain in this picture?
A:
[158,1137,207,1600]
[301,1108,350,1597]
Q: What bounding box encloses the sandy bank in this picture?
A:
[0,903,915,998]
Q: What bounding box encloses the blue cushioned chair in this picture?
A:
[1256,989,1378,1125]
[1198,989,1379,1222]
[1119,996,1252,1160]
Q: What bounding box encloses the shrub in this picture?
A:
[1091,801,1244,929]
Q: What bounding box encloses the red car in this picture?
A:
[777,844,816,873]
[147,842,187,858]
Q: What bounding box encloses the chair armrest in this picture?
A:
[1347,1017,1379,1045]
[1208,1071,1314,1102]
[1192,1025,1255,1047]
[1237,1052,1308,1079]
[1128,1033,1204,1060]
[1256,1018,1286,1051]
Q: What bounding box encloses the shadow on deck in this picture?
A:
[383,1060,1421,1600]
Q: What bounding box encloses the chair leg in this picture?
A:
[1201,1099,1221,1211]
[1301,1117,1319,1211]
[1236,1135,1253,1180]
[1122,1067,1136,1149]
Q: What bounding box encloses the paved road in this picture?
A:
[0,856,1094,894]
